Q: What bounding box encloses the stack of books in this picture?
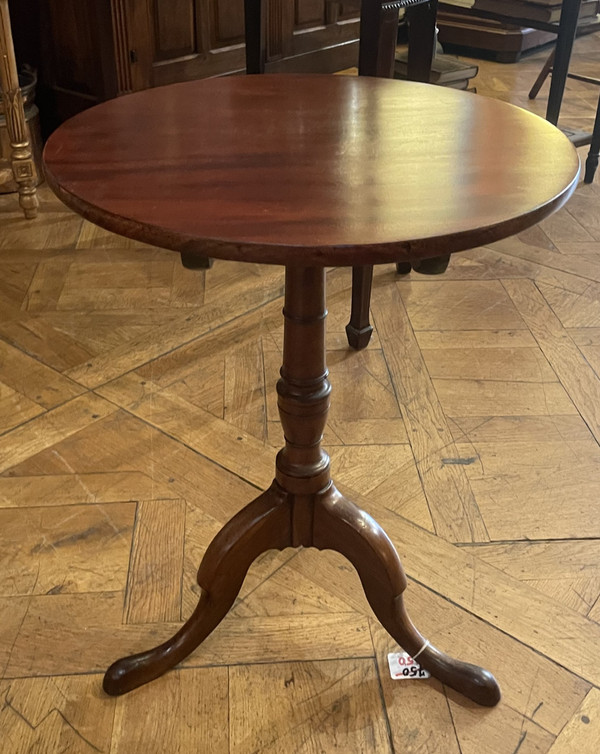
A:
[394,52,479,91]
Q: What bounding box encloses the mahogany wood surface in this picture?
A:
[102,265,501,707]
[43,74,580,267]
[42,72,580,711]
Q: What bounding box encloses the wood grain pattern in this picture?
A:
[229,659,392,753]
[1,36,600,753]
[370,281,489,543]
[111,668,229,754]
[0,503,134,596]
[43,75,579,265]
[547,688,600,754]
[503,278,600,442]
[0,675,115,754]
[0,394,117,473]
[124,499,186,623]
[0,339,84,409]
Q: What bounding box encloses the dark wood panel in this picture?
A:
[294,0,327,29]
[126,0,154,91]
[338,0,361,22]
[33,0,361,127]
[43,0,116,98]
[153,0,198,60]
[210,0,246,47]
[287,14,359,58]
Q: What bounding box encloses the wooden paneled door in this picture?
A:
[132,0,361,87]
[30,0,361,127]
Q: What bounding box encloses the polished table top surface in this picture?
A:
[43,74,580,266]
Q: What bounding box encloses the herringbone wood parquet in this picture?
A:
[2,35,600,753]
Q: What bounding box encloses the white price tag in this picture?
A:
[387,651,431,680]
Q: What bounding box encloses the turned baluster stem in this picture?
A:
[276,267,331,542]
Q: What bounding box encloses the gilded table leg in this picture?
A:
[0,0,38,218]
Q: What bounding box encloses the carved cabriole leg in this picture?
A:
[103,484,291,695]
[0,0,38,218]
[103,263,500,708]
[312,486,502,707]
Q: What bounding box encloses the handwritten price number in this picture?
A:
[400,666,428,678]
[387,651,431,680]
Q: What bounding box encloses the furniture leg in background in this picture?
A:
[584,94,600,183]
[0,0,38,218]
[546,0,582,125]
[347,0,450,350]
[527,4,600,184]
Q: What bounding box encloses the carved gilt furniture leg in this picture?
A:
[104,263,500,707]
[0,0,38,218]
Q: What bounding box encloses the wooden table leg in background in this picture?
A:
[102,264,501,708]
[0,0,38,218]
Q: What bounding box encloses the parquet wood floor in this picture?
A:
[1,35,600,753]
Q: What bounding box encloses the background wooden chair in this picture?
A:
[0,0,38,217]
[528,18,600,185]
[442,0,586,124]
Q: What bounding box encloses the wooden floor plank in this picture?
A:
[0,471,176,509]
[229,659,392,753]
[371,281,489,543]
[124,499,186,623]
[1,36,600,753]
[546,688,600,754]
[21,258,72,312]
[97,374,275,490]
[111,667,228,754]
[448,692,555,754]
[0,597,30,679]
[462,541,600,615]
[0,675,115,754]
[370,621,462,753]
[0,502,134,597]
[458,439,600,540]
[66,266,284,389]
[0,394,117,474]
[0,338,84,409]
[503,278,600,444]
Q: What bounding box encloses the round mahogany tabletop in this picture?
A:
[43,74,580,266]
